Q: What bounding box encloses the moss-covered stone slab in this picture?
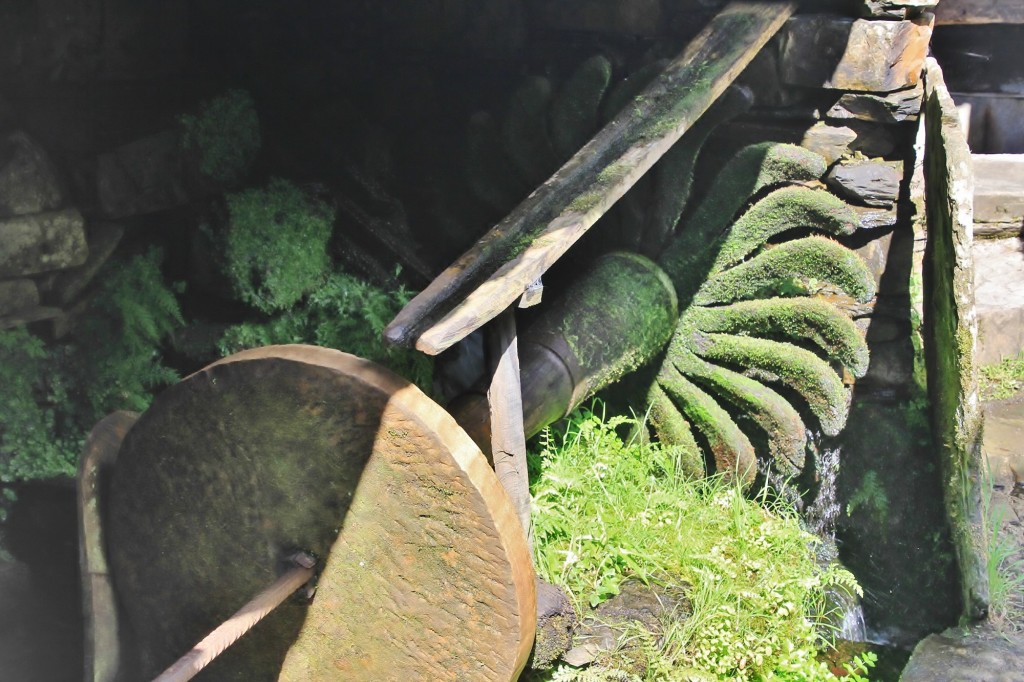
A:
[107,345,535,681]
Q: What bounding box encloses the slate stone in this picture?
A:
[0,208,87,277]
[826,159,903,208]
[826,82,924,124]
[0,279,39,316]
[96,131,190,218]
[0,132,64,219]
[50,222,124,305]
[973,153,1024,224]
[0,305,63,331]
[779,15,933,92]
[902,626,1024,682]
[801,122,858,164]
[861,0,938,19]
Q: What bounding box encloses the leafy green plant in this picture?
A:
[0,328,77,501]
[979,351,1024,401]
[180,89,261,185]
[218,270,432,390]
[0,249,183,515]
[223,178,335,313]
[529,406,872,681]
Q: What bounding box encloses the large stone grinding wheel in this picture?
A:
[105,345,536,681]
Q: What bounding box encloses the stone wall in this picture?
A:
[921,56,988,620]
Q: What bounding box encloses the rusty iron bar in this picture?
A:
[152,553,316,682]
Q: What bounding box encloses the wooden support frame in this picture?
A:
[384,1,797,356]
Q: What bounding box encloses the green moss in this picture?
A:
[696,333,849,436]
[675,349,806,475]
[709,186,859,275]
[654,363,756,484]
[550,55,613,160]
[180,89,260,185]
[548,252,678,406]
[695,236,877,306]
[659,143,828,289]
[647,385,706,479]
[502,76,558,185]
[224,178,334,313]
[688,298,869,377]
[567,190,604,214]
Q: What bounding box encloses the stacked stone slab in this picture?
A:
[0,130,92,329]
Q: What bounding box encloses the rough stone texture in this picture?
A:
[900,626,1024,681]
[779,15,933,92]
[983,398,1024,492]
[96,131,191,218]
[0,208,87,277]
[562,581,689,668]
[972,154,1024,224]
[854,204,900,231]
[0,279,40,316]
[973,237,1024,365]
[801,122,858,164]
[0,131,64,218]
[862,0,938,19]
[107,346,535,682]
[847,119,900,158]
[922,57,988,620]
[827,159,903,208]
[50,222,124,305]
[827,83,924,124]
[856,224,915,293]
[0,305,63,331]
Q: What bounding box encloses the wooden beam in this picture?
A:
[935,0,1024,24]
[486,309,532,547]
[384,1,796,355]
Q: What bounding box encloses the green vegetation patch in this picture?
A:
[218,270,432,390]
[979,351,1024,401]
[530,407,874,681]
[180,89,261,185]
[224,178,335,313]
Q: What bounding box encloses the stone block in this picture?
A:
[0,208,88,277]
[826,159,903,207]
[826,83,924,124]
[972,154,1024,224]
[973,237,1024,364]
[0,279,40,316]
[96,131,190,218]
[801,122,858,164]
[50,222,125,305]
[0,132,64,218]
[779,15,933,92]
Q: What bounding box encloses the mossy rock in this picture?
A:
[107,346,535,681]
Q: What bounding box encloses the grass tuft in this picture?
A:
[529,405,874,681]
[979,352,1024,401]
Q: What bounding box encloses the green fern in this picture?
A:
[180,89,261,185]
[218,270,433,390]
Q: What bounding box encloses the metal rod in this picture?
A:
[152,554,316,682]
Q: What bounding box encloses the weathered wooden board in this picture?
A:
[384,1,796,356]
[935,0,1024,24]
[106,345,535,681]
[78,410,138,682]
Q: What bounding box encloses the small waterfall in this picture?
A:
[803,431,868,643]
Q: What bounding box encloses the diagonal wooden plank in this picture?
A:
[384,1,796,355]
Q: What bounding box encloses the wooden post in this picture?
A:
[487,309,532,547]
[384,1,797,355]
